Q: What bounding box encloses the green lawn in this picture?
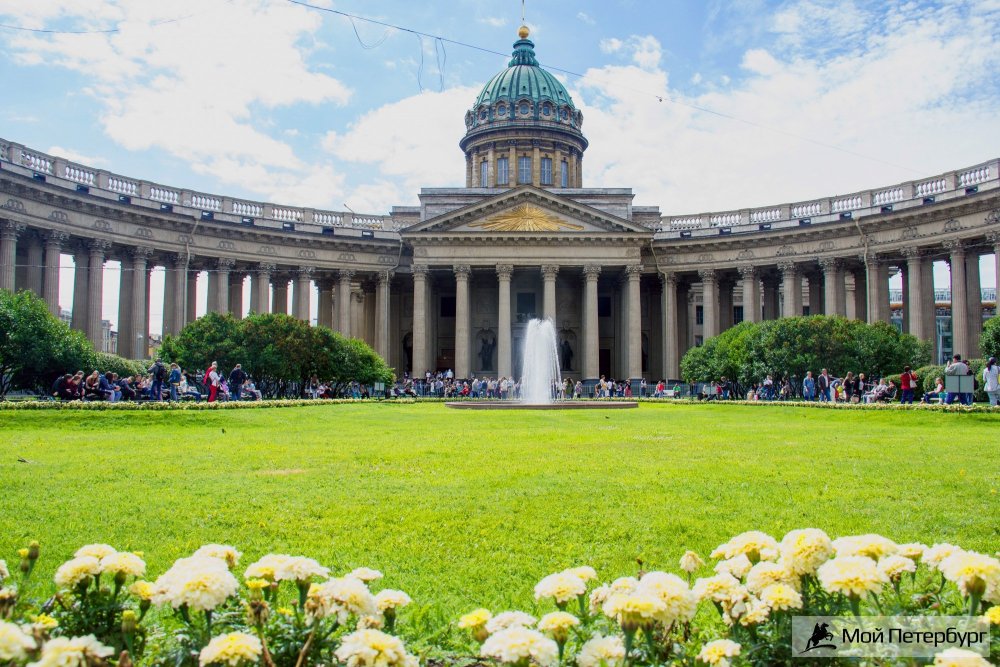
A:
[1,403,998,645]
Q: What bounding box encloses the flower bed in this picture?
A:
[1,530,997,666]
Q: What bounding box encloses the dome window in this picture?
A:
[560,108,569,120]
[479,109,488,121]
[519,102,529,115]
[542,104,551,116]
[497,104,506,116]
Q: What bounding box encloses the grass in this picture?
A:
[1,402,998,645]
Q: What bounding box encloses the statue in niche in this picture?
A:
[402,334,413,375]
[560,339,574,371]
[479,335,496,371]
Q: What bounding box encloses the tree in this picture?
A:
[311,328,393,395]
[680,315,930,391]
[0,289,93,397]
[240,313,315,397]
[980,316,1000,361]
[159,312,243,375]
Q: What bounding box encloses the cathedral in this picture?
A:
[1,26,997,390]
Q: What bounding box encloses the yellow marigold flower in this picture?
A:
[348,567,383,583]
[565,566,598,583]
[480,627,558,667]
[243,554,291,581]
[714,555,752,579]
[16,550,28,560]
[458,608,492,629]
[588,585,612,614]
[609,576,639,594]
[337,629,418,667]
[693,573,744,604]
[897,543,927,560]
[576,635,625,667]
[198,632,262,666]
[485,611,537,634]
[745,561,795,595]
[358,615,385,630]
[193,545,242,570]
[245,579,270,591]
[74,544,117,560]
[759,583,802,611]
[277,607,294,616]
[537,611,579,642]
[877,555,917,581]
[274,556,329,583]
[29,635,113,667]
[817,556,887,598]
[375,589,412,612]
[601,592,666,632]
[637,571,698,624]
[534,572,587,604]
[932,648,991,666]
[832,534,898,560]
[697,639,741,667]
[54,556,101,589]
[711,531,778,563]
[100,552,146,578]
[30,614,59,631]
[938,551,1000,600]
[983,605,1000,625]
[152,556,240,612]
[0,620,36,662]
[738,597,770,627]
[779,529,833,576]
[924,544,963,570]
[129,580,155,600]
[680,551,705,574]
[307,576,377,623]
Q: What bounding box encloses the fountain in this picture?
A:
[446,318,637,410]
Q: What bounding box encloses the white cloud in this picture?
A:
[598,35,662,70]
[47,146,108,166]
[599,37,623,53]
[577,12,596,25]
[479,16,507,28]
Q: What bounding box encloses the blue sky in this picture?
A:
[1,0,998,329]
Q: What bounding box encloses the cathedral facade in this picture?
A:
[1,28,998,388]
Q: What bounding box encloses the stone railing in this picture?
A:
[890,288,997,303]
[659,158,1000,236]
[0,139,394,235]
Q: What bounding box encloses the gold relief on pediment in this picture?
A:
[469,204,584,232]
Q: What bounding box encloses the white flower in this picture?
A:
[697,639,741,666]
[588,585,612,614]
[74,544,117,560]
[152,556,240,611]
[100,552,146,578]
[759,583,802,611]
[896,543,927,560]
[0,560,9,582]
[714,555,752,579]
[0,621,36,662]
[817,556,887,598]
[576,635,625,667]
[481,627,558,666]
[374,589,412,613]
[348,567,384,583]
[779,529,833,576]
[831,534,898,560]
[877,555,917,581]
[244,554,291,581]
[932,647,991,666]
[636,571,698,624]
[711,532,778,562]
[27,634,113,667]
[193,545,242,570]
[680,551,705,574]
[601,591,666,630]
[308,576,377,622]
[565,566,597,583]
[54,556,101,589]
[275,556,329,583]
[745,561,795,595]
[534,572,587,604]
[693,573,744,604]
[199,632,262,666]
[924,544,963,570]
[938,551,1000,601]
[536,611,579,638]
[485,611,537,634]
[609,577,639,594]
[336,630,418,667]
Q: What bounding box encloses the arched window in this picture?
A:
[519,102,529,115]
[480,161,489,187]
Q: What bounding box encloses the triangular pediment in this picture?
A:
[402,186,652,236]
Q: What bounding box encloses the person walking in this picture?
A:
[817,369,831,402]
[148,358,166,402]
[229,364,246,401]
[899,365,918,405]
[802,371,816,401]
[206,361,221,403]
[167,363,182,402]
[983,357,1000,406]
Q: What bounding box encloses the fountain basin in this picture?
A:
[445,401,638,410]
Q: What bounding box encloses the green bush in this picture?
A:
[980,315,1000,360]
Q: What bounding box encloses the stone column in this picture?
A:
[42,231,66,315]
[117,256,135,358]
[454,265,471,378]
[411,265,428,376]
[541,264,558,322]
[317,278,334,328]
[293,267,313,321]
[625,265,642,380]
[739,265,760,323]
[86,239,110,347]
[762,275,779,320]
[779,262,802,318]
[497,264,513,377]
[903,249,927,341]
[272,275,289,315]
[920,257,937,362]
[966,250,982,358]
[375,270,392,359]
[946,241,969,358]
[25,234,43,295]
[864,256,886,323]
[338,270,355,336]
[212,258,233,315]
[820,258,845,316]
[845,272,858,320]
[583,264,601,381]
[186,269,199,324]
[250,263,273,315]
[160,257,175,337]
[130,247,152,358]
[229,273,245,319]
[0,221,24,291]
[661,271,679,379]
[699,269,718,339]
[718,276,734,330]
[807,270,823,316]
[170,254,188,334]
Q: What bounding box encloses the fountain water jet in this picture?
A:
[520,318,561,404]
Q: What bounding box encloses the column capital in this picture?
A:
[377,269,395,284]
[338,269,356,281]
[216,257,236,271]
[624,264,643,279]
[985,208,1000,226]
[453,264,472,278]
[737,264,757,280]
[818,257,842,271]
[777,260,798,275]
[411,264,429,278]
[698,268,717,283]
[900,247,922,259]
[541,264,560,279]
[0,220,25,238]
[583,264,601,279]
[88,238,111,254]
[943,239,965,255]
[132,245,154,261]
[659,270,677,286]
[43,229,69,247]
[271,274,290,286]
[298,266,315,279]
[496,264,514,280]
[257,262,276,274]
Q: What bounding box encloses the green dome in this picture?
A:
[464,33,583,132]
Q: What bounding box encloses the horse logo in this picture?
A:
[802,622,837,653]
